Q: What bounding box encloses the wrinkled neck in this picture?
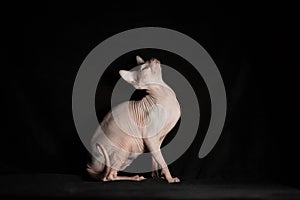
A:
[129,83,176,129]
[129,93,156,128]
[145,83,176,100]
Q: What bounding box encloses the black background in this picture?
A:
[3,1,299,190]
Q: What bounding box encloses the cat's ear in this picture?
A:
[136,55,145,65]
[119,70,135,83]
[119,70,139,87]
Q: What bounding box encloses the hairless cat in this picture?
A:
[87,56,181,183]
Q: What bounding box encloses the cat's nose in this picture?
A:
[150,58,160,64]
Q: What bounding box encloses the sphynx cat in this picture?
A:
[87,56,181,183]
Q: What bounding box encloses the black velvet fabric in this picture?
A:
[1,174,300,200]
[2,2,299,199]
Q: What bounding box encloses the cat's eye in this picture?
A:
[141,66,149,70]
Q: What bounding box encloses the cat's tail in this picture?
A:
[86,144,109,180]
